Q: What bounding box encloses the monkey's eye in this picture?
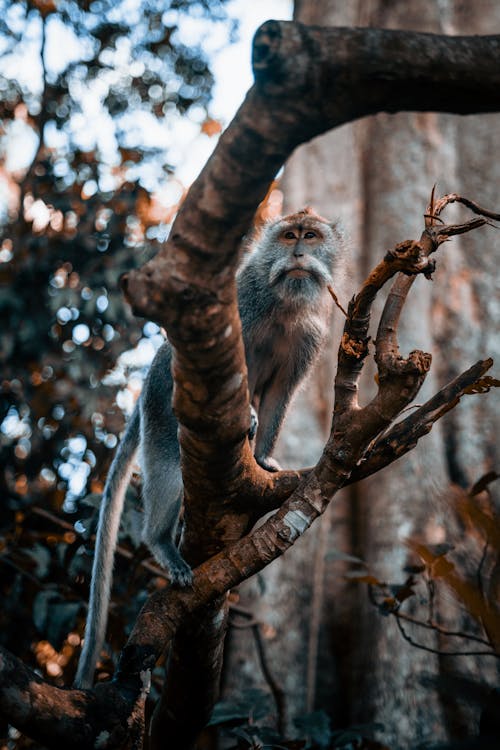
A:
[304,230,317,239]
[283,231,297,240]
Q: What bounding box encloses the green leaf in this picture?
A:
[33,590,80,647]
[208,689,272,727]
[294,710,331,748]
[207,699,249,726]
[24,542,51,579]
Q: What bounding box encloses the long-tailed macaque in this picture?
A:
[75,208,342,688]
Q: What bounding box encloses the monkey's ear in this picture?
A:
[329,219,347,249]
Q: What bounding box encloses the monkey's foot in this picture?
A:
[256,455,282,472]
[169,561,194,588]
[149,539,194,587]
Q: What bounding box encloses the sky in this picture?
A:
[171,0,292,186]
[1,0,292,189]
[212,0,292,120]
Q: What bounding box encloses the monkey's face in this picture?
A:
[265,218,337,303]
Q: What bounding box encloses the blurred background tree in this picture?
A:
[222,3,500,749]
[0,0,235,708]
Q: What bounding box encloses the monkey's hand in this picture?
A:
[249,405,258,441]
[256,455,282,472]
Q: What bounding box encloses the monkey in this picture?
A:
[74,208,342,688]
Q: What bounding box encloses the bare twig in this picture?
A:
[396,612,494,648]
[251,624,287,735]
[229,608,286,733]
[327,285,348,317]
[394,615,500,659]
[429,192,500,221]
[477,541,489,602]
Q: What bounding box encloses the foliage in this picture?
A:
[344,473,500,748]
[208,689,385,749]
[345,473,500,659]
[0,0,233,729]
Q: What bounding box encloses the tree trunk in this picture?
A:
[222,1,500,747]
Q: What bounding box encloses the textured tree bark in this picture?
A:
[222,2,500,749]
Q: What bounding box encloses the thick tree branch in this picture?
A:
[0,647,146,750]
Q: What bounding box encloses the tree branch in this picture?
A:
[0,646,146,750]
[350,359,496,484]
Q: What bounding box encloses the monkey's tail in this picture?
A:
[74,403,141,689]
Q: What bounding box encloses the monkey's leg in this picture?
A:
[141,450,193,587]
[141,342,193,587]
[254,384,294,472]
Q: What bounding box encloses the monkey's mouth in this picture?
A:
[285,268,312,279]
[272,266,322,287]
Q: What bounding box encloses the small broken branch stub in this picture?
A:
[341,332,369,359]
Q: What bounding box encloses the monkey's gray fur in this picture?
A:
[75,208,342,688]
